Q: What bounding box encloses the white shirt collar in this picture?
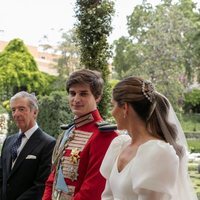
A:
[20,123,39,139]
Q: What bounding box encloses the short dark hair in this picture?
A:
[66,69,104,99]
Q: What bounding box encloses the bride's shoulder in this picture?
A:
[112,134,131,143]
[138,140,178,160]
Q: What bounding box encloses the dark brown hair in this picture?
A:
[113,76,184,157]
[66,69,104,99]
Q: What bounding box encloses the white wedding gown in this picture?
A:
[100,135,197,200]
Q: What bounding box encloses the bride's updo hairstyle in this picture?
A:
[113,76,184,158]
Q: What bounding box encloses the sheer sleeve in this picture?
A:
[131,141,179,200]
[100,134,130,179]
[100,134,130,200]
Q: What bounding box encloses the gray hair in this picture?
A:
[10,91,38,110]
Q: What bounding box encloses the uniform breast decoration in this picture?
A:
[61,130,92,181]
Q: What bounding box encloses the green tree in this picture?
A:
[113,36,140,79]
[175,0,200,83]
[74,0,114,80]
[52,29,81,91]
[113,0,200,109]
[74,0,115,118]
[39,29,81,92]
[56,29,80,78]
[0,38,55,100]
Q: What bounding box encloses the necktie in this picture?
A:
[10,133,24,161]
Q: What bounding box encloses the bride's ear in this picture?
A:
[123,103,129,118]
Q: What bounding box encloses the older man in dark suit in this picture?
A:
[0,91,56,200]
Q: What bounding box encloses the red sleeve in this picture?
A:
[73,131,117,200]
[42,169,55,200]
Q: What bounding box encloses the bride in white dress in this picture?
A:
[100,77,197,200]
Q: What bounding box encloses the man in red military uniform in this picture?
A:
[42,69,118,200]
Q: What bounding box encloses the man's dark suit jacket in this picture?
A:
[0,128,56,200]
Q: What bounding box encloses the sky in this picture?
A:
[0,0,193,46]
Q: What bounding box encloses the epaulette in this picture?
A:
[60,123,74,130]
[97,121,117,132]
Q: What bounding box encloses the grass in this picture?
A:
[184,113,200,199]
[178,113,200,132]
[188,140,200,153]
[179,113,200,153]
[189,163,200,199]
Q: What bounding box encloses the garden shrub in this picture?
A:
[184,89,200,113]
[37,91,73,138]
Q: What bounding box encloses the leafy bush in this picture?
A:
[0,104,6,114]
[187,140,200,153]
[98,82,113,119]
[184,89,200,113]
[37,91,73,138]
[109,79,119,89]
